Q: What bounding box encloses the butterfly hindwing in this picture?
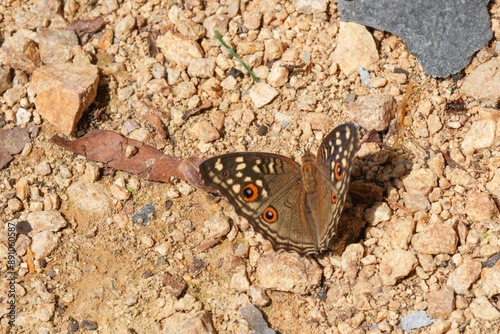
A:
[315,123,359,249]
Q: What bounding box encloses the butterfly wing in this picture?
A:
[315,123,359,250]
[200,152,320,254]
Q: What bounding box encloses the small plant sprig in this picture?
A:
[214,30,260,83]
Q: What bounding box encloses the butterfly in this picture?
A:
[199,123,359,255]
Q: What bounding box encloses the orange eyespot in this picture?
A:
[334,162,343,180]
[331,193,338,203]
[263,207,278,223]
[242,184,258,201]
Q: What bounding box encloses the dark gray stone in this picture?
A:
[132,201,155,226]
[240,303,275,334]
[337,0,492,77]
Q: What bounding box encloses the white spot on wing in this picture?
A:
[256,180,263,187]
[244,177,252,182]
[236,172,243,178]
[232,184,241,193]
[253,166,261,173]
[236,163,246,170]
[235,157,244,162]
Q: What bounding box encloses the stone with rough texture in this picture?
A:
[487,169,500,201]
[157,31,204,67]
[403,169,437,196]
[231,266,250,293]
[115,15,136,41]
[295,0,328,14]
[412,225,458,255]
[462,58,500,105]
[67,180,111,215]
[447,260,481,295]
[27,210,67,233]
[364,202,392,225]
[470,296,500,321]
[188,58,216,78]
[240,303,275,334]
[465,191,498,222]
[402,192,430,212]
[31,231,59,260]
[461,120,496,151]
[481,260,500,297]
[38,28,78,64]
[338,0,492,77]
[388,218,415,251]
[256,252,322,294]
[189,121,220,143]
[332,22,379,75]
[31,62,99,135]
[379,250,418,285]
[0,29,41,73]
[344,95,396,131]
[427,286,455,319]
[341,243,364,278]
[249,83,278,108]
[163,310,216,334]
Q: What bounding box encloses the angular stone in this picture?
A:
[27,210,67,233]
[67,180,111,215]
[344,95,396,131]
[256,252,322,294]
[388,218,416,251]
[203,212,230,239]
[427,286,455,318]
[189,121,220,143]
[341,243,364,278]
[402,192,430,213]
[364,202,392,225]
[38,28,79,64]
[31,62,99,135]
[163,311,216,334]
[412,225,458,255]
[332,22,379,75]
[231,266,250,293]
[115,14,136,41]
[157,31,204,67]
[295,0,328,14]
[402,168,438,196]
[188,58,216,78]
[470,296,500,321]
[487,169,500,200]
[447,260,481,295]
[462,58,500,105]
[379,250,418,285]
[465,191,498,222]
[481,260,500,297]
[31,231,59,260]
[249,83,278,108]
[0,29,41,73]
[461,120,496,151]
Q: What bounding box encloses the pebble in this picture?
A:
[402,192,431,212]
[35,302,55,322]
[427,114,443,134]
[67,180,111,215]
[267,62,289,87]
[240,303,276,334]
[36,161,52,176]
[446,260,481,294]
[402,168,438,196]
[80,320,98,330]
[388,218,416,250]
[164,273,187,298]
[249,83,278,108]
[14,178,29,201]
[428,319,451,334]
[16,107,31,125]
[427,286,455,318]
[243,10,262,30]
[469,296,500,321]
[379,250,418,285]
[255,252,322,294]
[486,169,500,200]
[157,31,204,67]
[465,191,498,221]
[412,225,458,255]
[7,198,23,213]
[114,14,136,41]
[231,266,250,293]
[344,94,396,131]
[173,82,196,99]
[164,311,216,334]
[31,231,59,260]
[188,58,216,78]
[341,243,364,277]
[364,202,392,225]
[481,260,500,297]
[189,121,220,143]
[264,39,284,60]
[177,182,195,196]
[27,210,67,233]
[4,84,26,106]
[461,120,496,152]
[462,58,500,106]
[204,212,231,239]
[234,243,249,258]
[203,14,229,39]
[248,286,271,307]
[332,22,379,75]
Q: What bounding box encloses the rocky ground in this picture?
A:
[1,0,500,333]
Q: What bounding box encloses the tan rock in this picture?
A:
[411,225,458,255]
[447,260,481,294]
[157,31,204,67]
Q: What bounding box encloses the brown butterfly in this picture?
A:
[199,123,359,255]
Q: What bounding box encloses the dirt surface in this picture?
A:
[1,1,500,333]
